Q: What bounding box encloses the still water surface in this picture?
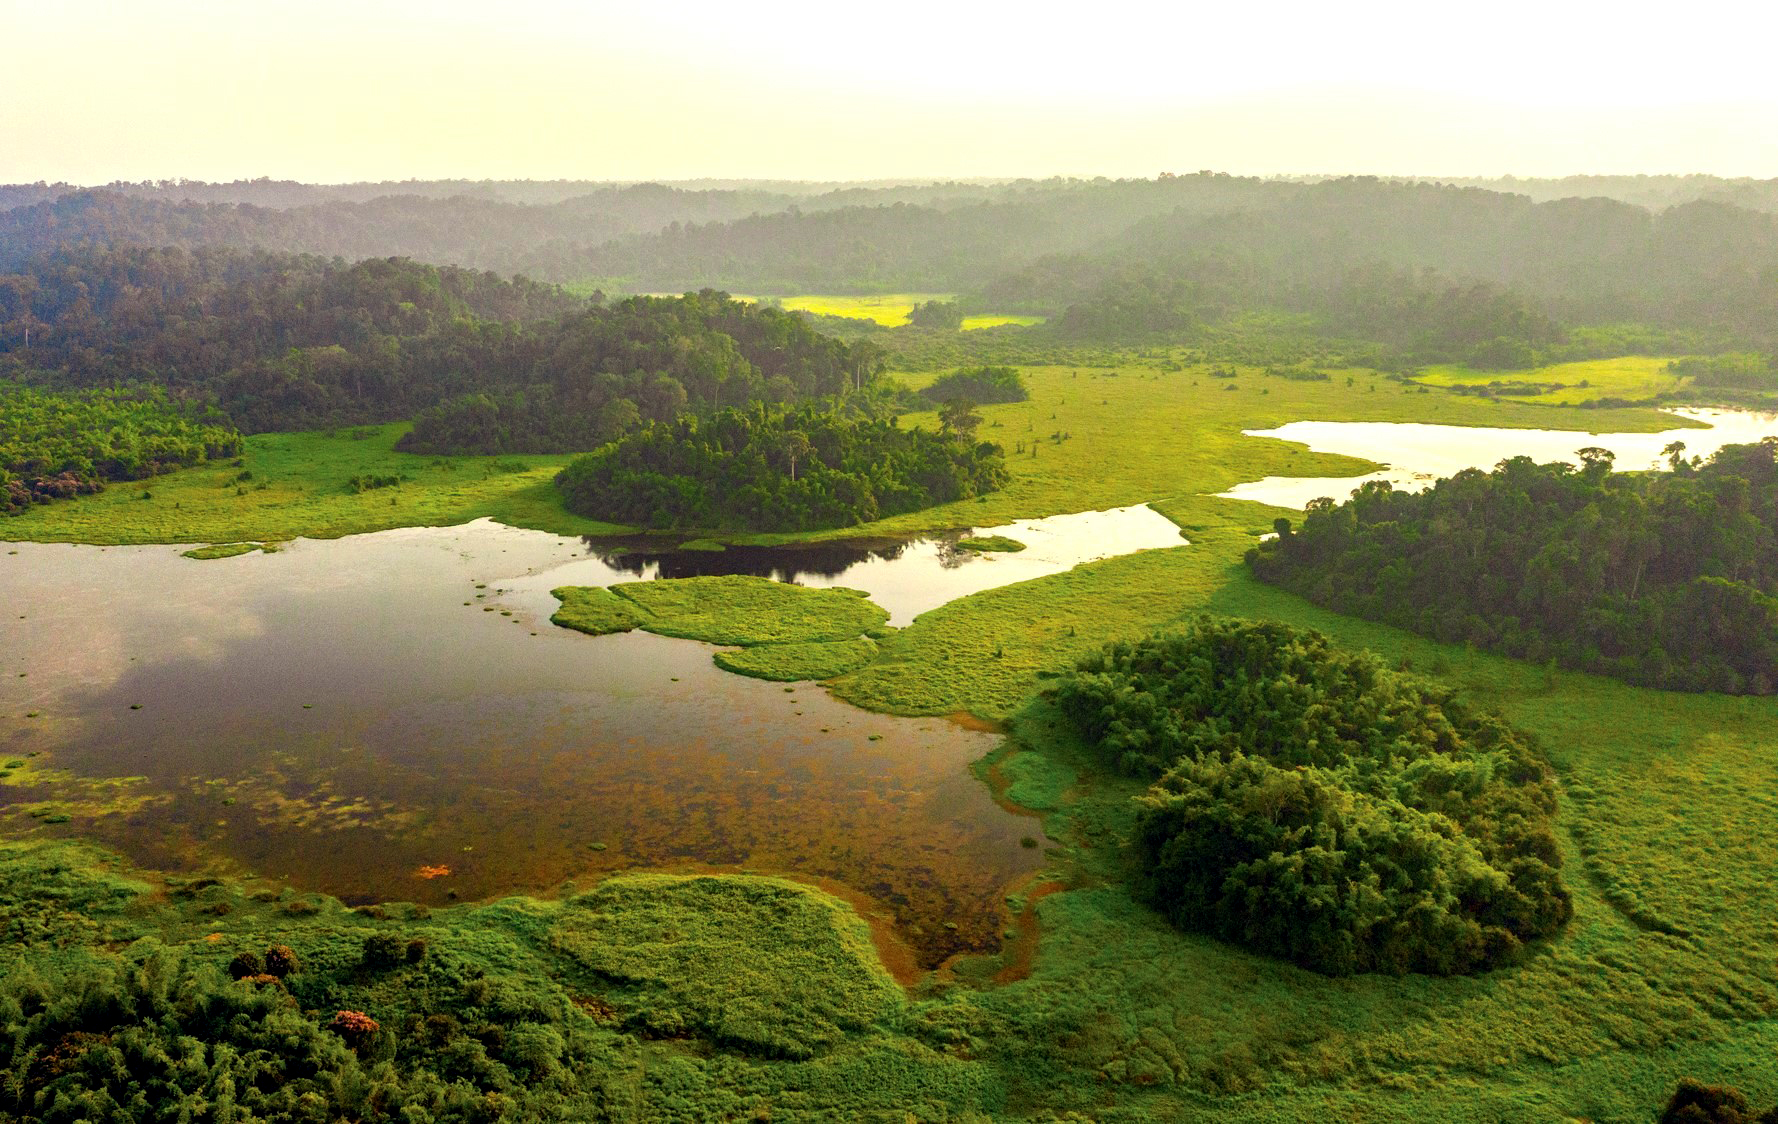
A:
[0,505,1183,966]
[1222,407,1778,509]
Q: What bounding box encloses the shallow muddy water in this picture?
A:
[1222,407,1778,509]
[0,505,1179,966]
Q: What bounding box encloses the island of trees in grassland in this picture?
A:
[554,402,1009,532]
[1052,617,1570,976]
[1249,439,1778,693]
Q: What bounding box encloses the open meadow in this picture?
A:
[1414,356,1690,404]
[3,362,1772,1119]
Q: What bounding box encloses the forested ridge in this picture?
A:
[1249,439,1778,693]
[10,176,1778,358]
[396,291,886,455]
[0,247,883,448]
[1052,618,1570,976]
[554,403,1009,532]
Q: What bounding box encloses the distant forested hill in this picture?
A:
[6,174,1778,354]
[0,246,883,442]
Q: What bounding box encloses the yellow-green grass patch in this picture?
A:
[1,423,628,546]
[1416,356,1691,404]
[549,585,649,637]
[606,575,887,646]
[713,636,879,681]
[181,541,276,560]
[956,535,1026,553]
[774,293,956,326]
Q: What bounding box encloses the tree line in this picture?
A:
[0,246,885,448]
[1,381,241,514]
[1051,617,1570,976]
[1249,439,1778,693]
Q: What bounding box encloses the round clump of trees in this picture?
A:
[555,403,1009,532]
[1053,616,1572,976]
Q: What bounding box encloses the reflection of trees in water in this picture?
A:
[933,538,972,570]
[581,536,918,584]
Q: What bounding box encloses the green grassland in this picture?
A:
[0,423,624,545]
[738,361,1691,545]
[0,842,1000,1120]
[714,636,880,681]
[1,364,1690,548]
[181,541,276,560]
[552,577,889,681]
[823,487,1778,1119]
[1415,356,1690,404]
[957,535,1026,553]
[4,360,1766,1118]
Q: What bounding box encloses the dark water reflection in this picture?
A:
[0,509,1180,966]
[516,504,1186,626]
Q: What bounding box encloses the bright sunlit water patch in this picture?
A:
[1220,407,1778,510]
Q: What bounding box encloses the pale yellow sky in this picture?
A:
[5,0,1777,183]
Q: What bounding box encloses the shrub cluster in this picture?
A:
[917,365,1029,405]
[1,381,241,514]
[1053,617,1571,975]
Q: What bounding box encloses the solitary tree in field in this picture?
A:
[938,398,982,441]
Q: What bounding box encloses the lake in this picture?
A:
[1221,407,1778,509]
[0,504,1183,967]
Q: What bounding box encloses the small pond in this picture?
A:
[1221,407,1778,510]
[0,504,1183,967]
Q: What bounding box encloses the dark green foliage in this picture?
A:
[0,381,241,515]
[918,365,1029,405]
[1670,354,1778,393]
[0,949,377,1122]
[1053,618,1570,975]
[346,472,402,493]
[555,404,1009,531]
[1661,1079,1778,1124]
[0,248,879,447]
[226,950,264,979]
[398,290,885,455]
[906,299,964,330]
[361,932,406,970]
[1249,439,1778,693]
[263,944,299,977]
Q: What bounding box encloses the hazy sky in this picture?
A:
[6,0,1777,183]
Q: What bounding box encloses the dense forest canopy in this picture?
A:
[0,381,241,514]
[0,247,883,444]
[554,403,1009,532]
[1052,618,1570,976]
[1249,439,1778,694]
